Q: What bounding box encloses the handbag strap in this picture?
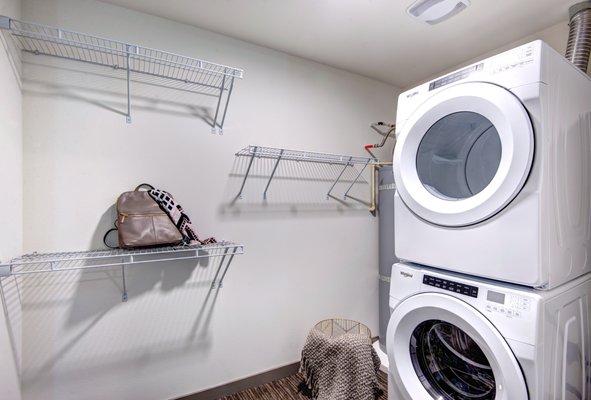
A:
[103,221,119,249]
[134,183,155,191]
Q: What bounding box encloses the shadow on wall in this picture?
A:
[0,29,23,87]
[21,55,222,129]
[0,276,23,374]
[17,52,241,392]
[17,205,232,392]
[19,258,227,391]
[220,154,372,218]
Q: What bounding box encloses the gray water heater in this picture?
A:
[378,166,398,351]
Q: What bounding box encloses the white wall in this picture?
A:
[410,20,572,89]
[517,21,570,55]
[0,0,23,399]
[0,0,22,261]
[18,1,399,399]
[14,2,572,399]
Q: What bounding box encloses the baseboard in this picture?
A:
[174,362,301,400]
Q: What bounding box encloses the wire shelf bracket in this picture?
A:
[0,15,244,133]
[0,242,244,302]
[234,145,376,203]
[343,159,371,200]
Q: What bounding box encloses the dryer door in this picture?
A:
[386,293,528,400]
[393,82,534,227]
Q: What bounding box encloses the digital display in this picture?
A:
[487,291,506,304]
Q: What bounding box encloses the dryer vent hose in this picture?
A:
[566,1,591,73]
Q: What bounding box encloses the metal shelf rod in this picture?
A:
[1,244,244,275]
[212,70,227,132]
[236,146,258,200]
[17,48,227,92]
[215,252,237,289]
[263,149,284,199]
[219,77,235,128]
[6,23,243,78]
[235,145,374,166]
[210,247,229,289]
[121,261,128,302]
[327,156,353,200]
[234,145,375,202]
[3,243,242,268]
[344,159,371,200]
[0,15,244,132]
[9,30,242,83]
[125,44,131,123]
[0,243,244,302]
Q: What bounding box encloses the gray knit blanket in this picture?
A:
[299,328,382,400]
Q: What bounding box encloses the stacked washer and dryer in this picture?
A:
[385,40,591,400]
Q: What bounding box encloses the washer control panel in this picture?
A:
[485,290,531,319]
[423,275,479,298]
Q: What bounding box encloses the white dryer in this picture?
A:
[386,263,591,400]
[393,40,591,288]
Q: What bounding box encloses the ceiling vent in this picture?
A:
[407,0,471,25]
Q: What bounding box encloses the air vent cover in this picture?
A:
[407,0,471,25]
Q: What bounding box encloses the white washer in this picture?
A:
[386,263,591,400]
[393,40,591,289]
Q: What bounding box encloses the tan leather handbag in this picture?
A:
[104,184,183,249]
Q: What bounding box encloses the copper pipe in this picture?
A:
[364,121,395,214]
[369,162,393,215]
[364,122,396,159]
[370,164,377,214]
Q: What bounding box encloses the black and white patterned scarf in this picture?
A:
[148,189,216,245]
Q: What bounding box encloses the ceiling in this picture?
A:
[100,0,578,88]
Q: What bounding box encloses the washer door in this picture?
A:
[393,82,534,226]
[386,293,528,400]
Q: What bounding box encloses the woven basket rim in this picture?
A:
[313,318,372,338]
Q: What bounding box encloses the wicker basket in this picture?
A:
[314,318,372,339]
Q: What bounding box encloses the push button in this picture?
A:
[423,275,479,298]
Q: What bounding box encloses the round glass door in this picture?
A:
[393,82,534,227]
[416,112,502,201]
[386,293,529,400]
[410,320,496,399]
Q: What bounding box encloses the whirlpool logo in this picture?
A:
[400,271,414,279]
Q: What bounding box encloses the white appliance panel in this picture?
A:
[387,263,591,400]
[393,40,591,288]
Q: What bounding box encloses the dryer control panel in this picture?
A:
[428,63,483,91]
[395,40,543,128]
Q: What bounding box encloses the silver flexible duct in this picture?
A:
[566,1,591,73]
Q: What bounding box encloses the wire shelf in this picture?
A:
[0,242,244,301]
[235,145,375,166]
[0,15,243,132]
[234,145,375,201]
